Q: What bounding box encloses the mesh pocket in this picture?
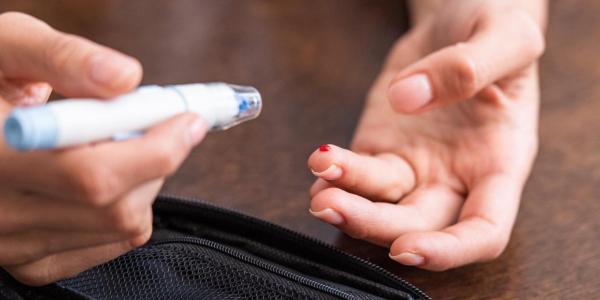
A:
[57,242,346,300]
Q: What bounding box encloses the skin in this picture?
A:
[0,0,546,285]
[308,0,547,270]
[0,12,207,285]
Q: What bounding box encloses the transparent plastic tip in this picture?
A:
[219,84,262,130]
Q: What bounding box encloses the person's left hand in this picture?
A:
[307,0,545,270]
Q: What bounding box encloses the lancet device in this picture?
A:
[3,83,262,150]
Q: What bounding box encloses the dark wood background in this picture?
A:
[1,1,599,299]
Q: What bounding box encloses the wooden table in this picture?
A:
[1,1,599,299]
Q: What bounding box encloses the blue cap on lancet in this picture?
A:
[4,107,58,150]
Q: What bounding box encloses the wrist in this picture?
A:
[408,0,548,30]
[407,0,444,26]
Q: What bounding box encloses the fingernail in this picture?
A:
[309,208,344,225]
[28,84,51,99]
[311,164,342,181]
[89,52,139,86]
[188,119,207,146]
[21,84,52,105]
[389,252,425,266]
[388,74,432,112]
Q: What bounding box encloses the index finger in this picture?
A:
[0,12,141,98]
[0,113,206,206]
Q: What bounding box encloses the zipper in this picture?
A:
[153,236,362,300]
[156,193,431,300]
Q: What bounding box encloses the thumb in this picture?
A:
[0,12,142,98]
[387,11,544,113]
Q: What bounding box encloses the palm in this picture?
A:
[352,30,538,201]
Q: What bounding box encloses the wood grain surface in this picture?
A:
[0,1,598,299]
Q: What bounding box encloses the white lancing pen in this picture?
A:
[3,83,262,150]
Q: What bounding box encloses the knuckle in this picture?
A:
[529,31,546,59]
[0,213,18,234]
[489,9,545,66]
[513,13,546,59]
[311,187,339,208]
[0,245,39,267]
[343,159,359,190]
[68,163,116,206]
[426,256,454,272]
[346,226,369,241]
[107,200,148,236]
[484,234,510,261]
[44,34,83,73]
[376,155,414,201]
[154,142,183,176]
[380,189,400,202]
[379,182,405,201]
[448,48,479,98]
[8,268,53,286]
[429,264,451,272]
[0,251,14,266]
[128,227,153,248]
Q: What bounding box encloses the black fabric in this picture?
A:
[58,241,346,299]
[0,195,430,300]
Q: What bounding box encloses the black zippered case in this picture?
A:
[0,195,430,300]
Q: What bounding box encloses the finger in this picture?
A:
[0,80,52,105]
[309,178,333,197]
[0,179,158,265]
[1,113,206,205]
[400,185,464,228]
[389,175,521,270]
[309,186,463,246]
[0,179,162,233]
[387,10,545,113]
[0,219,150,266]
[3,229,151,286]
[0,12,142,98]
[308,144,416,202]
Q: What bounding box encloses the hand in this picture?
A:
[0,12,207,285]
[307,0,545,270]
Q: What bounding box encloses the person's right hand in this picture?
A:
[0,12,207,285]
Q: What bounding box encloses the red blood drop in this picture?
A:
[319,144,330,152]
